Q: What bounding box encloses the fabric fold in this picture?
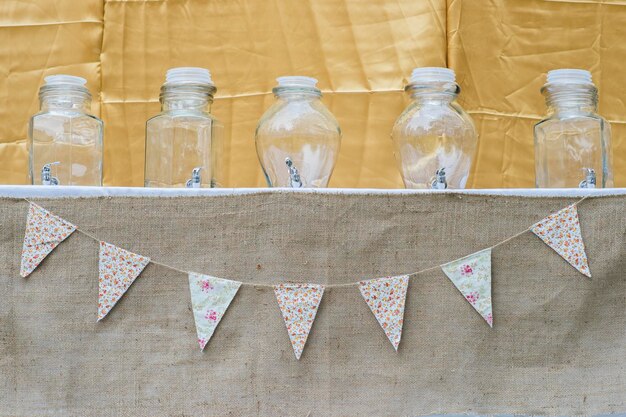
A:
[358,275,410,351]
[441,248,493,327]
[274,283,324,360]
[98,241,150,321]
[188,273,241,350]
[20,203,76,277]
[531,204,591,277]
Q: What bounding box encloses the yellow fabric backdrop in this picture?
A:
[1,0,624,188]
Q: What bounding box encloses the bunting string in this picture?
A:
[21,195,590,289]
[18,194,594,356]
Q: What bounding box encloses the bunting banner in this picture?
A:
[358,275,409,351]
[530,204,591,277]
[441,248,493,327]
[16,198,596,356]
[20,203,76,277]
[188,273,241,350]
[98,241,150,321]
[274,283,324,360]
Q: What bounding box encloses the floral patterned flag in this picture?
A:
[441,248,493,327]
[358,275,410,351]
[21,203,76,277]
[531,204,591,278]
[98,241,150,321]
[188,273,241,350]
[274,283,324,360]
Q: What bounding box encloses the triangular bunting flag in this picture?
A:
[188,273,241,350]
[441,248,493,327]
[274,283,324,360]
[21,203,76,277]
[358,275,409,351]
[98,241,150,321]
[531,204,591,277]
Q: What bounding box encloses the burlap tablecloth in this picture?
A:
[0,192,624,416]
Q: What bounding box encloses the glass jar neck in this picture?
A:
[39,87,91,113]
[543,83,598,116]
[406,82,459,104]
[160,84,215,113]
[273,86,321,101]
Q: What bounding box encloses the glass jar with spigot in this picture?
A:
[534,69,613,188]
[255,76,341,188]
[28,75,103,186]
[145,67,223,188]
[391,67,478,189]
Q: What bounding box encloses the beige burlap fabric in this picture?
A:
[0,193,624,416]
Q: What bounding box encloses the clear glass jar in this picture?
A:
[28,75,103,186]
[534,69,613,188]
[255,76,341,188]
[391,68,477,189]
[145,67,223,188]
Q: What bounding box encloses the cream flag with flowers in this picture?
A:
[98,241,150,320]
[531,204,591,277]
[441,248,493,327]
[20,203,76,277]
[358,275,410,351]
[274,283,324,360]
[188,273,241,350]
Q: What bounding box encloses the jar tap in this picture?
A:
[579,168,596,189]
[285,157,302,188]
[431,168,447,190]
[185,167,203,188]
[41,162,60,186]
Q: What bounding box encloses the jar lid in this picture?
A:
[44,75,87,87]
[165,67,214,85]
[410,67,455,84]
[276,76,318,88]
[547,69,593,85]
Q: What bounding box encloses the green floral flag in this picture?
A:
[188,273,241,350]
[440,248,493,327]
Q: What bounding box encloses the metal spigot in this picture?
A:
[431,168,447,190]
[41,162,60,186]
[285,157,302,188]
[579,168,596,189]
[185,167,203,188]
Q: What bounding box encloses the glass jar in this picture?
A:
[391,67,477,189]
[534,69,613,188]
[28,75,103,186]
[145,67,223,188]
[255,76,341,188]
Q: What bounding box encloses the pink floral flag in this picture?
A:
[440,248,493,327]
[358,275,410,351]
[188,273,241,351]
[21,203,76,277]
[530,204,591,278]
[274,283,324,360]
[98,241,150,321]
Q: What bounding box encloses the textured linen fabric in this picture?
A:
[0,192,625,416]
